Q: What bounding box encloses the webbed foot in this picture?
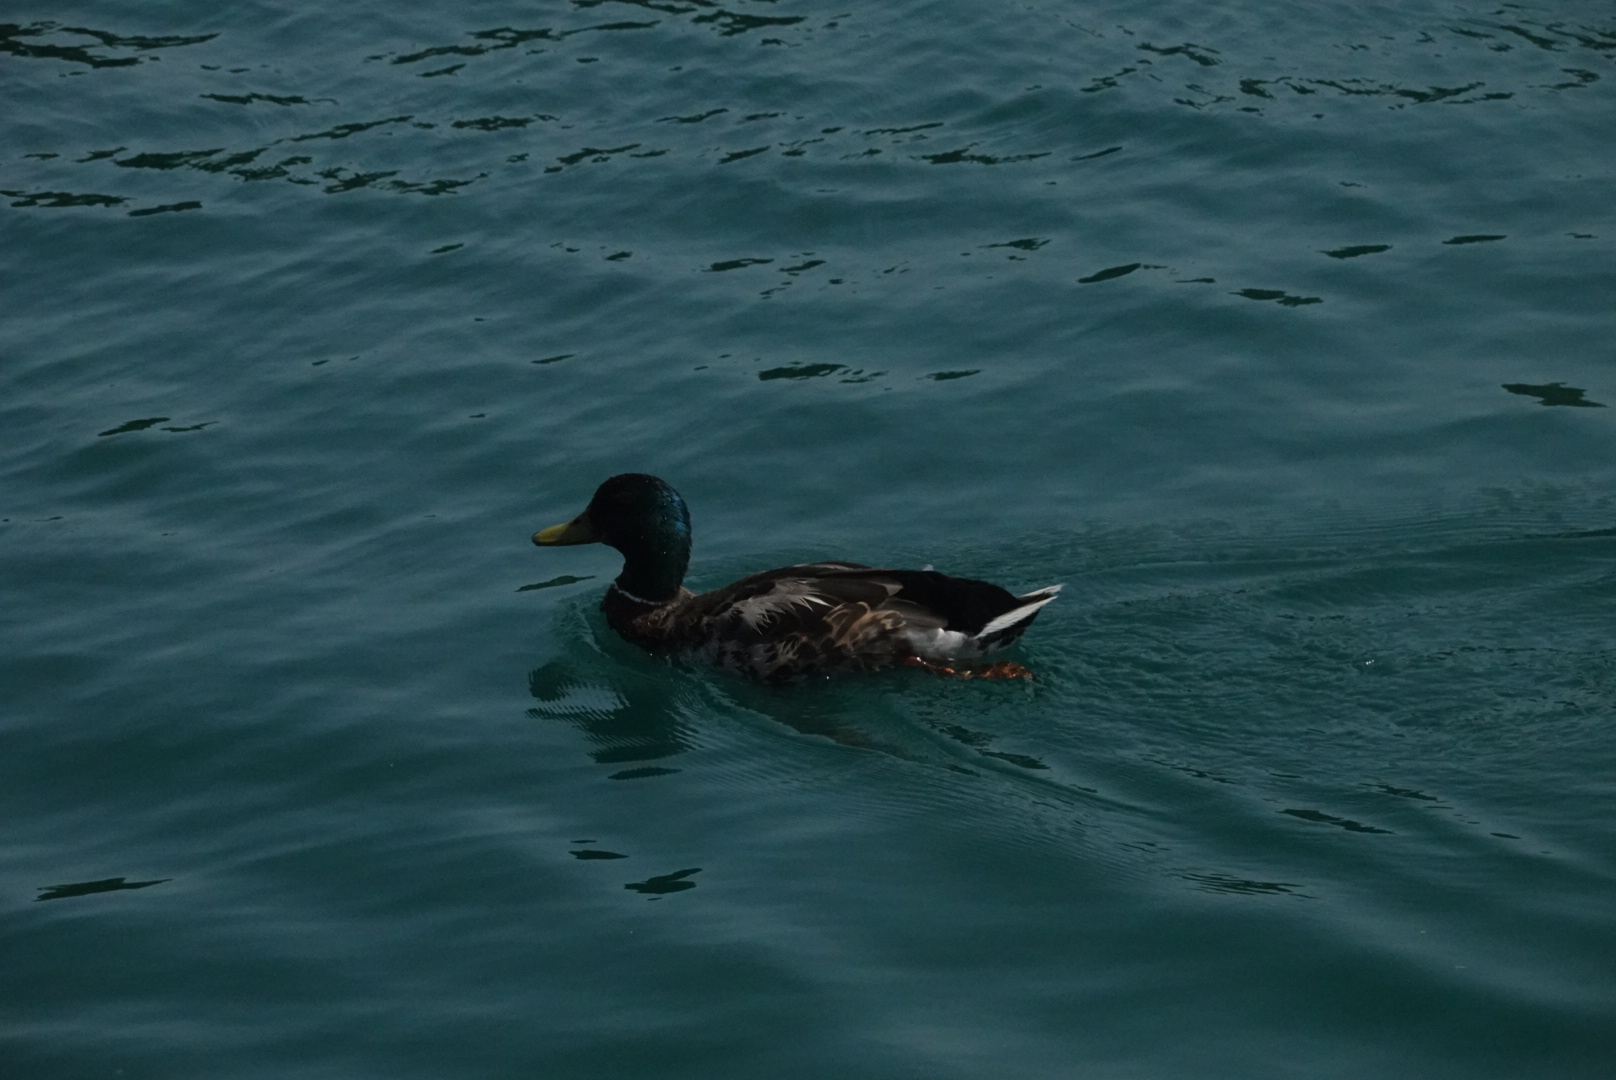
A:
[968,661,1034,680]
[900,656,1034,680]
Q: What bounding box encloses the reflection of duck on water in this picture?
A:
[527,654,1053,774]
[527,660,694,771]
[533,474,1060,682]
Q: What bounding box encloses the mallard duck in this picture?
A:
[533,474,1060,681]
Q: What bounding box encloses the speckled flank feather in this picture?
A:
[604,562,1057,682]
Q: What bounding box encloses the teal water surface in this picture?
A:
[4,1,1614,1077]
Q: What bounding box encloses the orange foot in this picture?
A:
[900,656,1034,680]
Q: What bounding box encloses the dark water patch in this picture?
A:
[291,116,413,142]
[779,259,824,274]
[919,146,1048,165]
[709,257,773,272]
[924,370,979,381]
[1538,68,1600,90]
[1173,86,1235,110]
[202,92,329,107]
[1180,871,1304,897]
[1491,22,1562,52]
[719,146,770,164]
[203,151,312,183]
[115,149,225,170]
[1280,809,1393,834]
[691,10,804,37]
[985,238,1048,251]
[532,354,573,365]
[162,422,216,433]
[1322,244,1391,259]
[1074,145,1122,160]
[451,114,555,130]
[1139,42,1221,67]
[1444,234,1506,245]
[392,175,480,195]
[97,417,170,437]
[758,362,840,381]
[431,242,464,254]
[1502,382,1605,407]
[1153,759,1237,786]
[609,766,681,780]
[518,575,596,592]
[1079,263,1142,284]
[389,26,559,67]
[0,23,215,68]
[36,877,169,901]
[306,166,465,194]
[1235,288,1322,307]
[575,21,661,36]
[243,155,315,181]
[128,200,201,217]
[1317,79,1496,105]
[624,868,700,895]
[754,360,881,384]
[1220,74,1516,109]
[980,750,1049,770]
[319,168,398,194]
[605,250,631,260]
[185,149,265,175]
[1372,783,1445,804]
[567,0,807,40]
[660,108,728,123]
[3,188,127,208]
[1081,66,1140,93]
[1531,525,1616,541]
[586,740,678,766]
[865,122,944,136]
[931,721,992,750]
[1559,25,1616,53]
[570,849,628,859]
[1447,16,1616,58]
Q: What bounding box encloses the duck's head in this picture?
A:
[534,473,692,602]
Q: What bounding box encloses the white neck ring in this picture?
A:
[610,582,659,606]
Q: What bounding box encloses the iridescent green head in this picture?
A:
[534,473,692,602]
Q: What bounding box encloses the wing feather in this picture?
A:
[667,561,1057,678]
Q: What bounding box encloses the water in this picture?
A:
[3,1,1614,1076]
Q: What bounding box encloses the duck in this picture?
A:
[532,474,1060,682]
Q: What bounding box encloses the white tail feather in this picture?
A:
[977,584,1062,637]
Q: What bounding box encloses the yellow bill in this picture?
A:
[533,514,599,546]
